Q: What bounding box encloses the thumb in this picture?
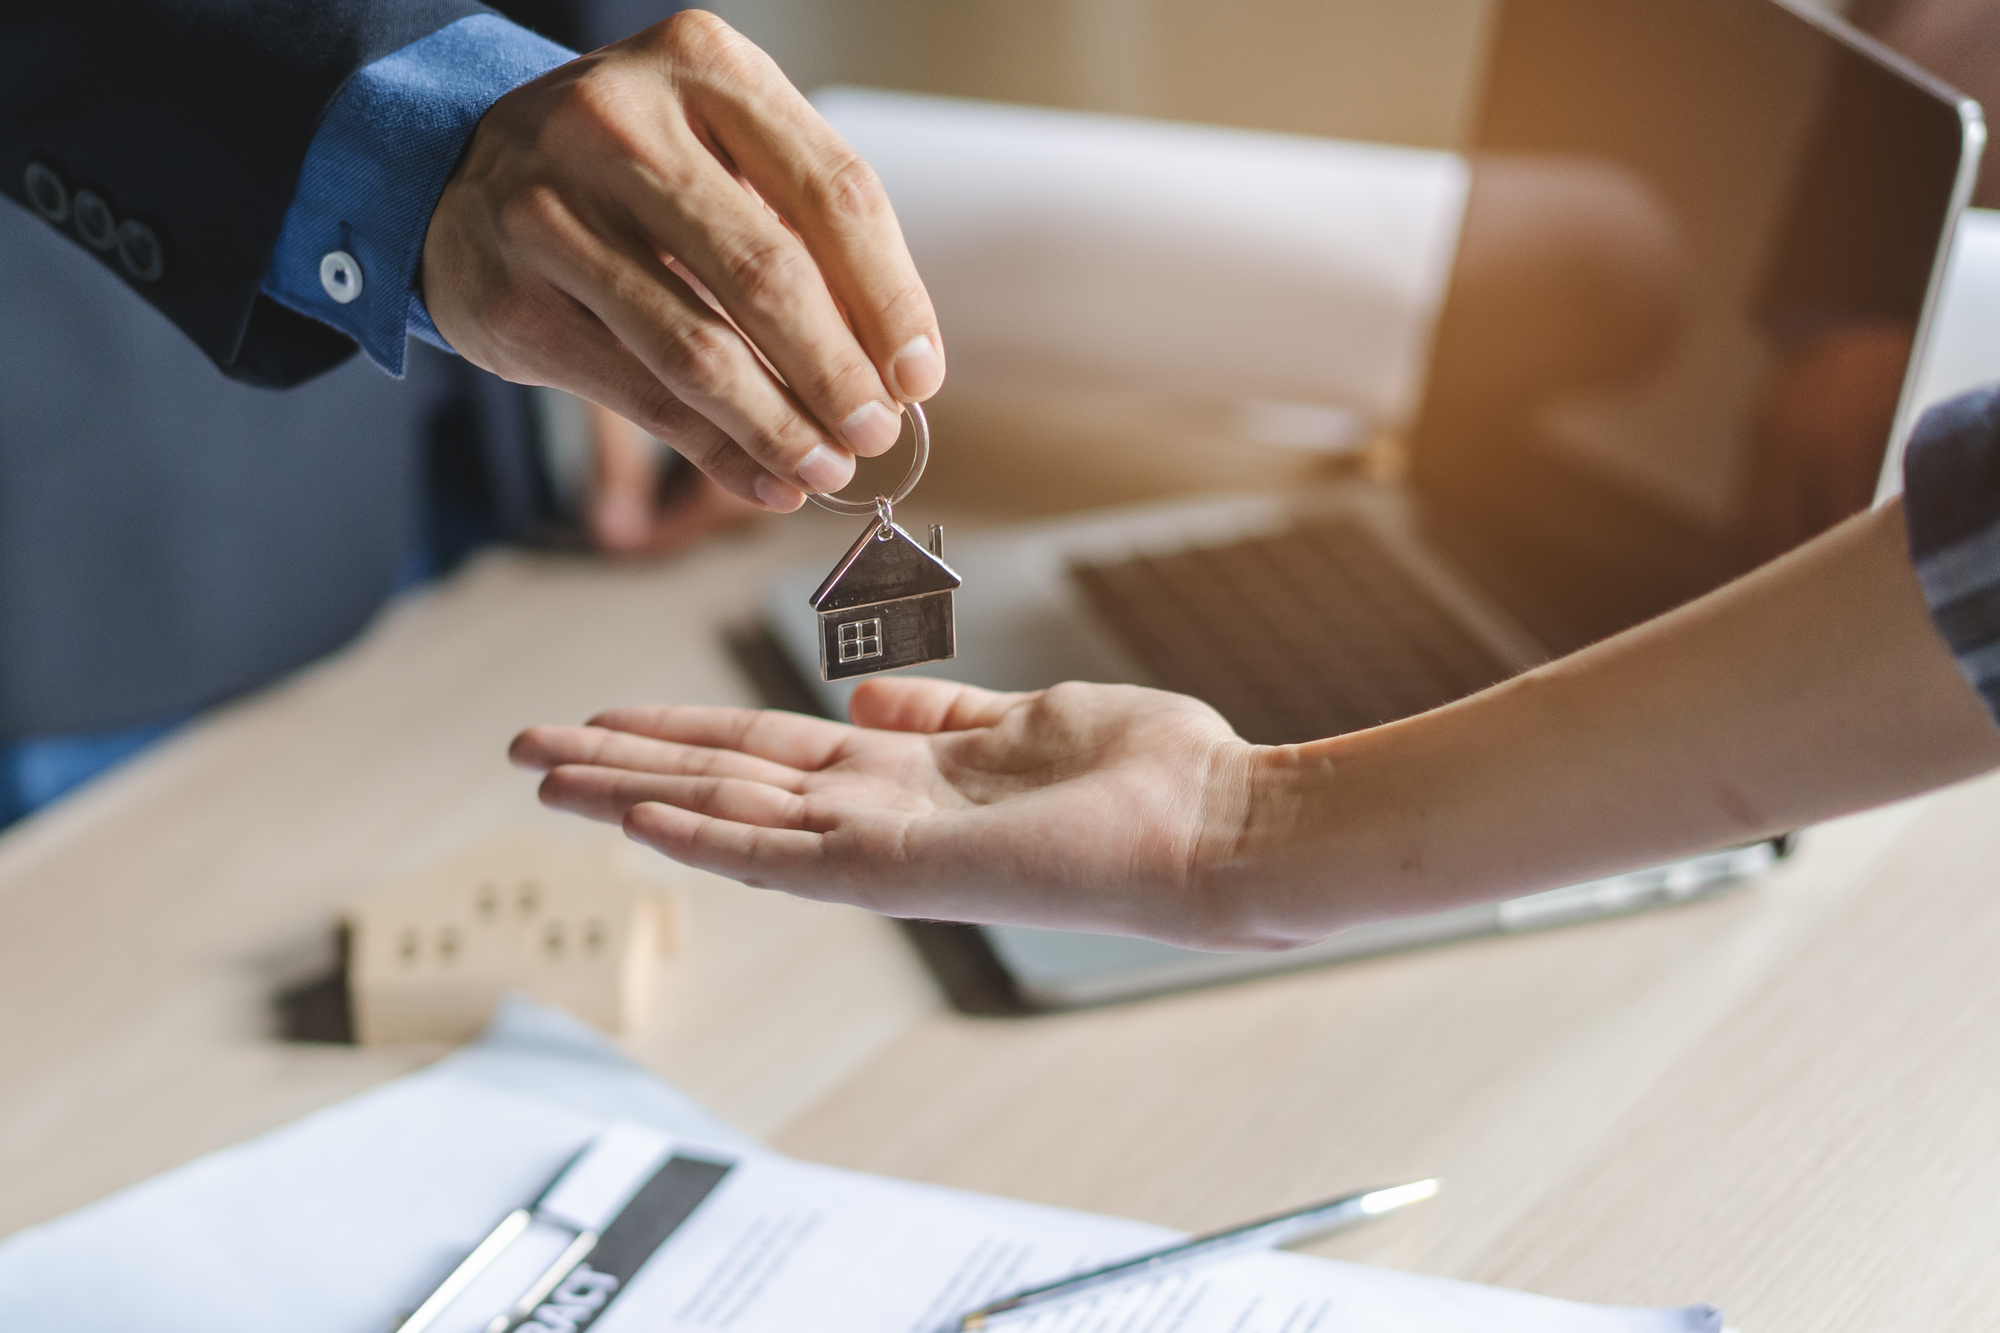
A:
[848,677,1026,733]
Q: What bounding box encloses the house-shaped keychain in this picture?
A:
[810,518,962,681]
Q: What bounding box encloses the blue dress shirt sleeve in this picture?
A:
[260,14,573,377]
[1902,383,2000,724]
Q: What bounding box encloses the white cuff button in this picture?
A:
[319,250,363,304]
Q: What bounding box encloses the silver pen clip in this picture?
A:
[392,1142,597,1333]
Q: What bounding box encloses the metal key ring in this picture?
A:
[806,401,929,517]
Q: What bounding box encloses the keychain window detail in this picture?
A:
[837,618,885,663]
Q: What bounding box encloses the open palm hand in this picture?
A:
[510,678,1275,946]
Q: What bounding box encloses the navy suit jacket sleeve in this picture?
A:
[2,0,488,387]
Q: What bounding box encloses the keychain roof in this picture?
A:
[809,510,960,611]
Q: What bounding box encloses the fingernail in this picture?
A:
[890,335,942,401]
[795,443,855,493]
[841,400,903,456]
[754,473,804,510]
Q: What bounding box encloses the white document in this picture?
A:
[533,1146,1721,1333]
[0,998,1719,1333]
[0,997,753,1333]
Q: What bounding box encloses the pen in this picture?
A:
[395,1145,589,1333]
[954,1178,1439,1331]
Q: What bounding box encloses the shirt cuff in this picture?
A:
[1902,384,2000,723]
[260,13,573,376]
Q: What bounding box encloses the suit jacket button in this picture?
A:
[117,219,165,282]
[72,189,118,250]
[319,249,363,303]
[24,162,69,223]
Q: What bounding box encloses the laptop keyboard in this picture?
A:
[1069,517,1518,744]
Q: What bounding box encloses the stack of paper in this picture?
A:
[0,999,1722,1333]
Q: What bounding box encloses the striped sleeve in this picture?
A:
[1902,385,2000,723]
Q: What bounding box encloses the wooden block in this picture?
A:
[345,833,675,1045]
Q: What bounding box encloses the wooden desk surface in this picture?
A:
[2,502,1996,1333]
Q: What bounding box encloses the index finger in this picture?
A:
[674,17,945,403]
[587,704,857,770]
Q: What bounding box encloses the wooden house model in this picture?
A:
[345,833,676,1045]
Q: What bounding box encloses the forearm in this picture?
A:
[1234,498,2000,943]
[513,426,2000,951]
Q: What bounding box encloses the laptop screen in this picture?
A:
[1410,0,1975,656]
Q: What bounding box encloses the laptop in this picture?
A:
[759,0,1984,1011]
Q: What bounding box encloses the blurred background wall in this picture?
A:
[706,0,1859,148]
[711,0,1494,148]
[692,0,1870,514]
[701,1,1500,510]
